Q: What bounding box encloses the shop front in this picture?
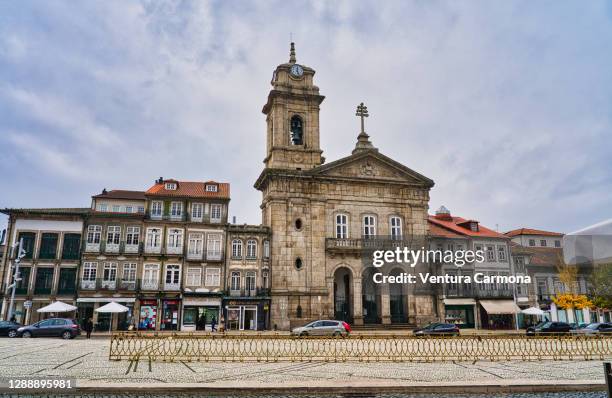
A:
[222,298,270,331]
[160,299,181,331]
[138,299,158,331]
[443,298,476,329]
[479,299,521,330]
[77,298,136,331]
[181,296,222,331]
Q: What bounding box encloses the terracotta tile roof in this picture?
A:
[92,190,146,200]
[428,222,465,239]
[146,180,230,199]
[428,215,508,239]
[505,228,564,237]
[519,247,563,267]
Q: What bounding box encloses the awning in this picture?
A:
[479,300,521,314]
[444,298,476,305]
[77,298,136,303]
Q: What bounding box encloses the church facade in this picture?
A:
[255,44,438,329]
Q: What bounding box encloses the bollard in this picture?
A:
[605,362,612,398]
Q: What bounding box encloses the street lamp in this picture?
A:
[7,238,26,322]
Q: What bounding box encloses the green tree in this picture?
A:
[590,263,612,310]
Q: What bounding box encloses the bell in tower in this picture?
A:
[261,43,325,170]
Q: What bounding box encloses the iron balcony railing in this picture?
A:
[228,288,270,297]
[80,278,139,291]
[444,285,514,299]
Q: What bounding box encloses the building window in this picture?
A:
[186,267,201,286]
[290,115,303,145]
[87,226,102,244]
[165,182,177,190]
[103,262,117,282]
[34,268,54,294]
[126,227,140,246]
[82,262,97,282]
[295,218,303,230]
[540,240,547,247]
[246,239,257,259]
[232,239,243,258]
[210,204,222,221]
[112,205,121,212]
[246,272,256,293]
[143,264,160,288]
[170,202,183,219]
[205,267,220,286]
[122,263,137,282]
[125,206,133,213]
[188,233,203,256]
[191,203,203,221]
[151,201,162,218]
[262,271,269,289]
[230,271,241,291]
[486,245,496,262]
[61,233,81,260]
[165,265,180,285]
[295,257,303,270]
[263,240,270,258]
[39,233,59,260]
[205,184,218,192]
[528,239,535,246]
[167,229,184,250]
[554,240,561,248]
[106,226,121,245]
[390,216,402,240]
[99,204,108,212]
[146,228,162,248]
[17,232,36,259]
[363,215,376,238]
[497,245,507,261]
[336,214,348,239]
[206,233,222,259]
[137,206,145,214]
[514,256,525,272]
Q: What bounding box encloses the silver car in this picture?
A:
[291,320,350,336]
[570,322,612,336]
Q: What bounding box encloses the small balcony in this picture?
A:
[105,242,120,254]
[80,279,97,290]
[15,286,29,295]
[141,280,159,290]
[124,243,140,254]
[228,288,269,297]
[187,251,203,261]
[210,217,221,224]
[444,285,513,299]
[166,246,183,256]
[100,279,117,290]
[34,286,52,295]
[164,282,181,291]
[117,278,138,291]
[206,251,222,261]
[85,243,100,253]
[145,245,161,254]
[57,286,76,295]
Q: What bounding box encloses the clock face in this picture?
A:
[290,64,304,77]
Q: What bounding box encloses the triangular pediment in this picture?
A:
[309,150,434,187]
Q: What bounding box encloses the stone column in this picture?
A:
[352,278,363,325]
[381,283,391,325]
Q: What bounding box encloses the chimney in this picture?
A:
[156,176,164,184]
[102,188,107,195]
[232,216,236,224]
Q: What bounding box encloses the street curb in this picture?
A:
[1,380,605,395]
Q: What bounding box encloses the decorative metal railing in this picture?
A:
[109,333,612,363]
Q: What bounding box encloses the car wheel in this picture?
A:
[333,331,341,337]
[22,331,32,338]
[300,332,308,337]
[61,331,72,340]
[7,330,17,338]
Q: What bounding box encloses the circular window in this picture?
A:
[295,257,303,270]
[295,218,303,230]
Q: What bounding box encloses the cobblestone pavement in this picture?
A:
[0,393,607,397]
[0,338,606,387]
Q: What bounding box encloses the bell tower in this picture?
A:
[262,43,325,170]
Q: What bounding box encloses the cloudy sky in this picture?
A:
[1,1,611,235]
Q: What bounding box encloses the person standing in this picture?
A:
[84,318,93,339]
[210,316,217,332]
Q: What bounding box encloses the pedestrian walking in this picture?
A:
[211,316,217,332]
[85,317,94,339]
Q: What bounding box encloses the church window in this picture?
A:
[336,214,348,239]
[232,239,243,258]
[294,218,303,230]
[390,216,402,240]
[295,257,303,270]
[290,115,303,145]
[363,215,376,238]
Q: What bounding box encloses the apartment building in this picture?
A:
[0,208,87,324]
[223,224,271,331]
[429,206,522,329]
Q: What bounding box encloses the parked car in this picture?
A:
[570,322,612,336]
[569,322,588,330]
[526,321,571,336]
[17,318,81,339]
[291,320,351,336]
[0,321,22,338]
[413,323,460,336]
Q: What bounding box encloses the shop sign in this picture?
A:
[23,300,32,309]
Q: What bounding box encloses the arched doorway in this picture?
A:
[389,268,407,323]
[333,267,352,322]
[362,268,381,324]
